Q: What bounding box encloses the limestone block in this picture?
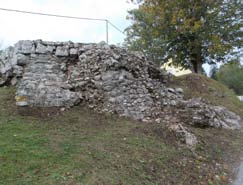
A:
[14,40,35,54]
[36,43,47,54]
[55,46,69,56]
[70,48,78,56]
[15,54,30,66]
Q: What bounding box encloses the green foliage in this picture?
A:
[125,0,242,73]
[215,62,243,95]
[210,65,218,80]
[0,88,183,184]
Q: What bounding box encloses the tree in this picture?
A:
[214,61,243,95]
[125,0,242,73]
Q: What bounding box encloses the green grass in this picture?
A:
[169,73,243,117]
[0,87,242,185]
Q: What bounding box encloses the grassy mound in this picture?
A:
[169,73,243,117]
[0,87,242,185]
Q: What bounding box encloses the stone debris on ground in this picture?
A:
[0,40,241,147]
[178,98,241,130]
[168,123,198,147]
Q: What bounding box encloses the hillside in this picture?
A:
[0,41,243,184]
[169,73,243,117]
[0,86,243,185]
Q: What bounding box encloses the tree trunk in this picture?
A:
[191,53,203,74]
[188,35,203,74]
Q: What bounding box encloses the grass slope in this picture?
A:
[0,87,242,185]
[169,73,243,117]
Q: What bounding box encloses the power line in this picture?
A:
[108,21,124,34]
[0,7,107,22]
[0,7,125,43]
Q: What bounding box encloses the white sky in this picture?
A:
[0,0,137,48]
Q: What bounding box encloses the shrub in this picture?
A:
[215,62,243,95]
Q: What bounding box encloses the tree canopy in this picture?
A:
[125,0,242,73]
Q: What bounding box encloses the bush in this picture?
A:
[214,62,243,95]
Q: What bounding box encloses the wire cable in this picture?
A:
[108,21,125,34]
[0,7,125,35]
[0,7,107,21]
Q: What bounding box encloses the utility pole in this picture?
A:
[106,20,109,44]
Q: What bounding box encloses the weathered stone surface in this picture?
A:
[0,40,168,121]
[0,46,15,74]
[46,45,55,53]
[55,46,69,56]
[161,87,184,106]
[15,54,30,66]
[67,42,166,121]
[178,98,241,130]
[36,43,47,54]
[14,40,35,54]
[16,54,80,107]
[70,48,78,56]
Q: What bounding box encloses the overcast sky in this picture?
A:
[0,0,137,48]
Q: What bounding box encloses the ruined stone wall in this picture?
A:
[0,40,178,121]
[0,40,240,133]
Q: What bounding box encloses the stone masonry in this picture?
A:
[0,40,241,134]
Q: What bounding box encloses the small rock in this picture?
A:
[175,88,183,93]
[167,88,175,93]
[60,107,66,112]
[169,124,197,147]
